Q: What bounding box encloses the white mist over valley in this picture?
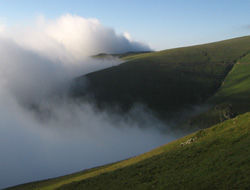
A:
[0,14,177,189]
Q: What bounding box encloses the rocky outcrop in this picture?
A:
[180,137,197,147]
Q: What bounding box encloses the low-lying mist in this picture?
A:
[0,14,179,189]
[0,88,176,189]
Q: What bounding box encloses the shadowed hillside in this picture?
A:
[186,63,250,129]
[73,36,250,123]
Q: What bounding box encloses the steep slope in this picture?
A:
[5,112,250,190]
[187,63,250,129]
[73,36,250,120]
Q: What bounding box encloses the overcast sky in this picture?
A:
[0,0,249,50]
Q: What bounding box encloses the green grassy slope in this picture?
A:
[238,52,250,63]
[210,64,250,113]
[186,64,250,129]
[6,112,250,190]
[73,36,250,119]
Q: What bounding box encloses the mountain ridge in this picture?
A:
[72,35,250,128]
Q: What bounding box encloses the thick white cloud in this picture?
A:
[3,14,151,63]
[0,15,170,189]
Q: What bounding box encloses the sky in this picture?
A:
[0,0,249,50]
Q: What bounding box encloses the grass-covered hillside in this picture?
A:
[238,52,250,63]
[186,63,250,129]
[211,64,250,114]
[73,36,250,119]
[5,112,250,190]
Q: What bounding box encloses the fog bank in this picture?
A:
[0,15,174,189]
[1,14,151,62]
[0,89,175,188]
